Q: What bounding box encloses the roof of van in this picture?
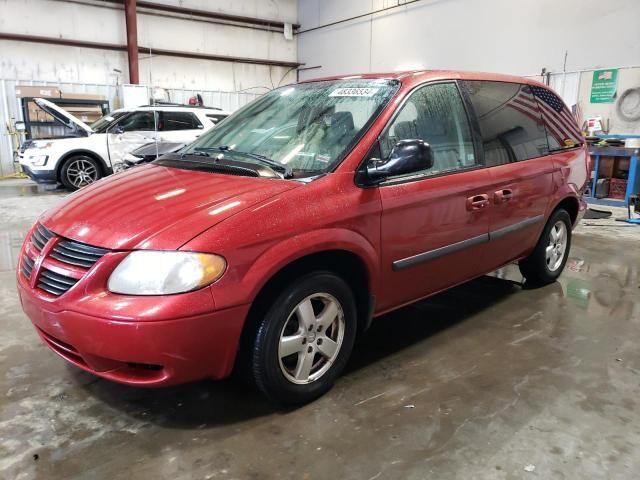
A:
[110,105,232,115]
[300,70,547,88]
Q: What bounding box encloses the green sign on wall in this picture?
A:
[590,69,618,103]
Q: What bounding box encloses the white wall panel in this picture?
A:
[298,0,640,79]
[0,0,297,90]
[0,0,298,171]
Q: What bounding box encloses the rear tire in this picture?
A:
[249,271,357,405]
[60,155,102,191]
[519,209,572,286]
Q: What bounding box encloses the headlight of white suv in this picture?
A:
[29,154,49,166]
[108,251,226,295]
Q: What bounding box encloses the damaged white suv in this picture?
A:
[20,98,229,190]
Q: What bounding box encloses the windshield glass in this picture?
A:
[91,111,128,133]
[181,79,399,177]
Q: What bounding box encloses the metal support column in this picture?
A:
[124,0,140,84]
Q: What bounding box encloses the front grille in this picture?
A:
[22,255,34,279]
[25,223,111,296]
[50,239,110,268]
[31,223,54,251]
[37,267,79,296]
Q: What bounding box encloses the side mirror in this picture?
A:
[365,139,433,183]
[109,125,125,135]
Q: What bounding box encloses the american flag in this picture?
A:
[509,85,582,145]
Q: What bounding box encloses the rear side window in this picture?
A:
[461,81,549,165]
[160,112,203,131]
[379,82,477,177]
[529,85,583,150]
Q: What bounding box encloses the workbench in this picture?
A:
[585,146,640,207]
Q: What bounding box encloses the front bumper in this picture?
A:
[17,267,250,387]
[20,164,57,184]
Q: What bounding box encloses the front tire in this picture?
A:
[250,271,357,405]
[519,209,572,286]
[60,155,102,190]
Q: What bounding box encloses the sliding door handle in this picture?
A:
[466,194,490,210]
[494,189,513,203]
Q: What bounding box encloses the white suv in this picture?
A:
[20,99,230,190]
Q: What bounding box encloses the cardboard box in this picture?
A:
[60,92,106,101]
[60,105,103,123]
[26,101,55,123]
[597,156,615,178]
[15,85,61,98]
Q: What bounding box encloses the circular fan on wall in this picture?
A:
[616,87,640,122]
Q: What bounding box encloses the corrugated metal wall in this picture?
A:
[0,79,263,177]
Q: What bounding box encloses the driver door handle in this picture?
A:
[493,188,513,203]
[466,194,490,210]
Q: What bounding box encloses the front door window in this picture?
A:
[379,82,477,179]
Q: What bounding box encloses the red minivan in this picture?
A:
[17,71,588,404]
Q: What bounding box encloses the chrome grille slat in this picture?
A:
[37,281,67,296]
[39,275,73,291]
[56,240,109,256]
[31,224,54,251]
[50,251,95,268]
[51,239,109,269]
[38,267,79,296]
[22,255,34,279]
[24,223,111,296]
[31,229,47,250]
[40,269,78,287]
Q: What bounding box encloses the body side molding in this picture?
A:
[392,215,545,271]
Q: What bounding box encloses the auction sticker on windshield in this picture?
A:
[329,88,379,97]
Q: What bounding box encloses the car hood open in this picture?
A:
[40,163,300,250]
[34,98,94,135]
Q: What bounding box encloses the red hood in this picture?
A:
[41,164,300,250]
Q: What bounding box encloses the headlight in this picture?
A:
[108,251,226,295]
[30,154,49,166]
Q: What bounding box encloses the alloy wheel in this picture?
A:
[278,293,345,385]
[66,159,99,188]
[546,220,568,272]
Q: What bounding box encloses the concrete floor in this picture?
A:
[1,178,639,480]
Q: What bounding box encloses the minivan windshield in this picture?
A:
[180,79,399,177]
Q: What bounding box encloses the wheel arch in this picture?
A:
[56,149,110,182]
[251,248,373,329]
[231,227,380,373]
[234,247,375,377]
[549,195,580,226]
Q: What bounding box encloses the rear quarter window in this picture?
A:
[528,85,583,150]
[160,112,203,131]
[461,81,549,165]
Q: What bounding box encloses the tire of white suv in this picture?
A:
[60,155,102,191]
[250,271,357,405]
[519,209,572,286]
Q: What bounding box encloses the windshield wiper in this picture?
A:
[194,146,293,178]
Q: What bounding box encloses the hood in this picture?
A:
[34,98,94,135]
[41,163,300,250]
[132,141,185,158]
